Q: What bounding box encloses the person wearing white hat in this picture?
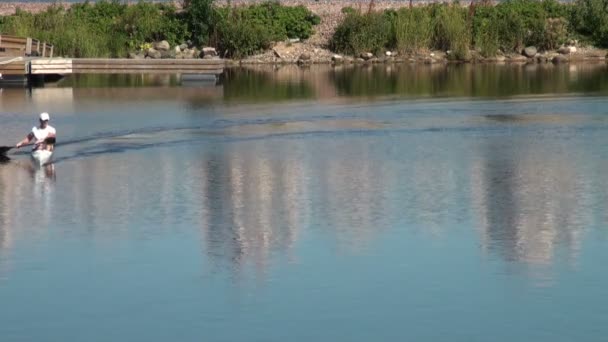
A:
[15,112,57,152]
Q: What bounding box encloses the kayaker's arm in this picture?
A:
[15,133,34,149]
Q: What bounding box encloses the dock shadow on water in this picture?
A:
[2,63,608,341]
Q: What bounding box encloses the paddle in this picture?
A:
[0,137,56,157]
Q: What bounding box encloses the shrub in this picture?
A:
[183,0,214,45]
[472,0,571,53]
[394,7,433,54]
[571,0,608,47]
[214,9,271,58]
[431,4,470,59]
[0,0,186,58]
[331,10,392,55]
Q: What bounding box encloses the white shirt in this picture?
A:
[31,125,56,150]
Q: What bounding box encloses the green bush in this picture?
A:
[331,10,392,55]
[0,0,186,57]
[430,4,470,59]
[210,1,319,57]
[394,7,433,54]
[214,10,271,58]
[472,0,570,53]
[183,0,214,45]
[571,0,608,47]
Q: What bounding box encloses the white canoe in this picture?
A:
[31,149,53,166]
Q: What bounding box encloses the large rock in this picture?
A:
[332,54,344,63]
[160,50,175,59]
[523,46,537,58]
[146,48,162,59]
[202,47,217,57]
[154,40,170,51]
[128,52,145,59]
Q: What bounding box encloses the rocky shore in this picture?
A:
[2,1,607,65]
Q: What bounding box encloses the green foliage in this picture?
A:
[183,0,214,45]
[120,2,188,50]
[571,0,608,47]
[394,7,433,54]
[214,1,319,42]
[214,9,271,58]
[472,0,571,53]
[0,0,186,57]
[430,4,470,59]
[331,10,392,55]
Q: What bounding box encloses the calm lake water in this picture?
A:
[1,63,608,341]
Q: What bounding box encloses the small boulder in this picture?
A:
[202,47,217,57]
[332,54,344,63]
[154,40,170,51]
[558,46,571,54]
[299,53,311,61]
[160,50,175,59]
[174,46,181,53]
[568,46,577,54]
[508,55,528,63]
[523,46,537,58]
[179,43,188,51]
[552,55,569,63]
[536,55,548,63]
[385,51,392,57]
[360,52,373,60]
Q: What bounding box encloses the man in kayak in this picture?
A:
[15,112,56,151]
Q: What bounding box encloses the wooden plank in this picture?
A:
[0,69,26,75]
[31,68,72,75]
[72,64,223,70]
[0,42,27,49]
[74,58,224,65]
[0,65,26,70]
[0,37,27,44]
[31,58,73,65]
[72,68,223,74]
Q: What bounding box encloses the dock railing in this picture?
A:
[0,34,54,58]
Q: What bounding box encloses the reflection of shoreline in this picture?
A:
[1,86,605,282]
[471,135,588,267]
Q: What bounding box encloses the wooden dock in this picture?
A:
[0,57,225,83]
[0,34,54,58]
[1,34,224,83]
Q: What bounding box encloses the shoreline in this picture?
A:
[2,1,607,65]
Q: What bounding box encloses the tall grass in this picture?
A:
[331,9,392,55]
[0,1,186,57]
[394,7,433,54]
[430,4,470,59]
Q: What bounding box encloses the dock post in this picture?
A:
[42,42,47,57]
[26,37,32,56]
[49,46,54,58]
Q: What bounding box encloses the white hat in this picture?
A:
[39,112,50,121]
